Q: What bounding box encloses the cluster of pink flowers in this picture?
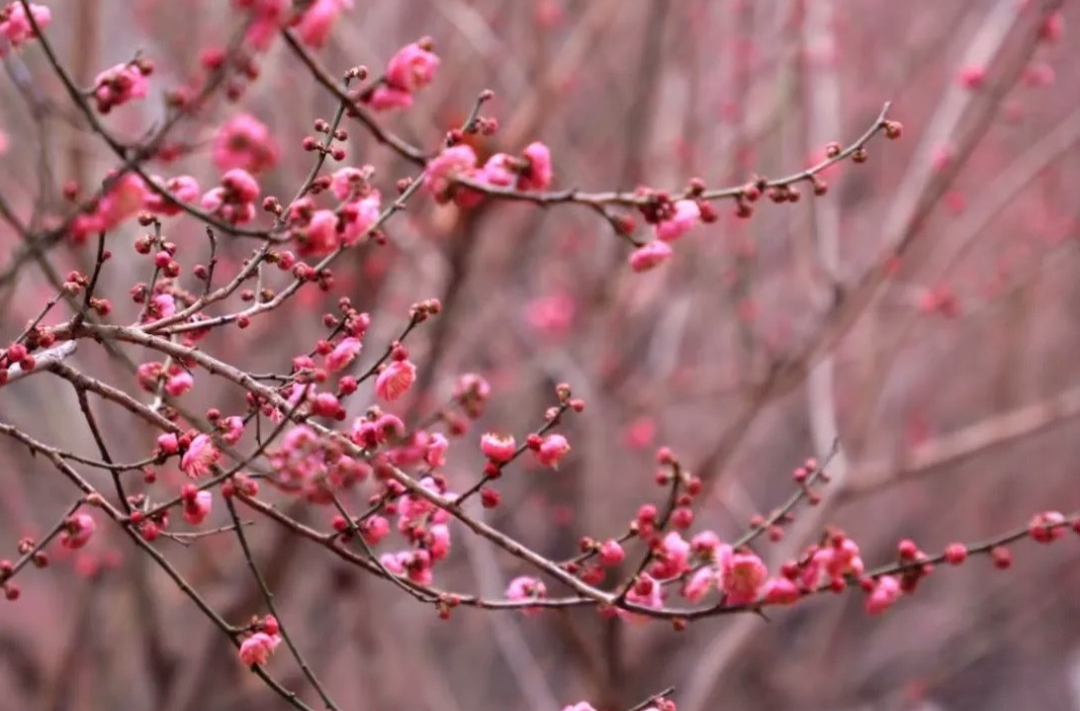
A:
[270,424,370,503]
[238,616,282,667]
[144,175,201,217]
[294,0,353,48]
[0,2,50,56]
[200,168,261,225]
[367,41,440,111]
[69,173,149,244]
[423,141,554,207]
[286,167,383,257]
[377,477,456,585]
[213,114,280,174]
[234,0,352,52]
[93,60,152,113]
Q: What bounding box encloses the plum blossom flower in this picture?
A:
[93,62,151,113]
[182,490,213,526]
[423,145,477,203]
[518,142,553,191]
[325,337,362,373]
[144,175,200,216]
[598,539,625,566]
[425,433,449,468]
[525,293,575,339]
[865,575,901,615]
[201,169,260,225]
[235,0,287,52]
[181,434,220,478]
[375,360,417,402]
[761,577,801,605]
[0,3,51,55]
[340,192,381,247]
[385,42,439,92]
[629,241,672,272]
[683,567,715,602]
[295,0,353,48]
[238,632,281,667]
[535,434,570,468]
[720,551,767,605]
[506,575,546,614]
[165,371,194,397]
[655,200,700,242]
[59,513,96,550]
[213,114,279,174]
[480,433,516,463]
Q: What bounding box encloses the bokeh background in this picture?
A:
[1,1,1080,710]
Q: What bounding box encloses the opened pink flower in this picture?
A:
[238,632,281,667]
[213,114,279,174]
[376,360,417,402]
[181,434,220,478]
[295,0,352,48]
[386,42,440,92]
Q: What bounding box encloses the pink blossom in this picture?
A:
[761,577,801,605]
[655,200,701,242]
[235,0,286,52]
[525,293,575,338]
[165,371,194,397]
[385,42,440,93]
[221,168,260,202]
[181,434,220,478]
[340,193,381,246]
[182,490,213,525]
[157,433,179,454]
[295,0,352,49]
[238,632,280,667]
[0,3,51,54]
[221,416,245,445]
[423,145,477,203]
[518,142,553,190]
[598,539,625,566]
[626,573,663,609]
[429,523,451,561]
[720,551,767,605]
[368,86,413,111]
[59,513,96,550]
[477,153,516,187]
[683,567,715,602]
[331,167,368,201]
[296,209,340,257]
[375,360,417,402]
[325,337,362,373]
[865,575,902,615]
[425,433,449,468]
[481,433,516,463]
[150,293,177,321]
[957,64,986,90]
[361,515,390,545]
[213,114,279,174]
[535,434,570,468]
[93,63,150,113]
[201,169,260,225]
[629,241,673,272]
[506,575,546,614]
